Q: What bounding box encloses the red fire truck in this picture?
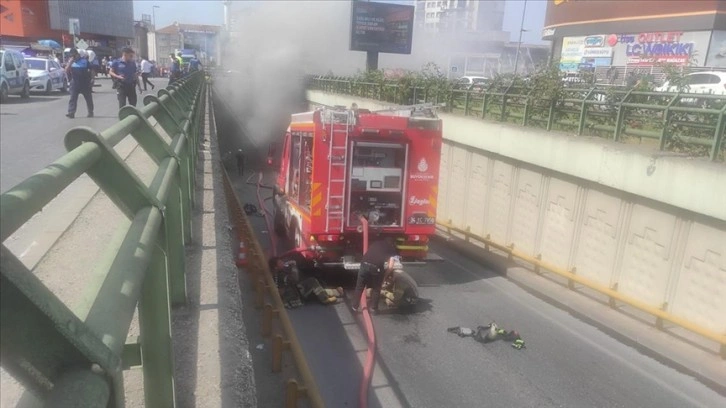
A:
[271,104,443,269]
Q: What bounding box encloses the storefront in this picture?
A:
[542,0,726,71]
[556,31,722,72]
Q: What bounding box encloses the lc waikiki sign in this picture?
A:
[610,32,695,66]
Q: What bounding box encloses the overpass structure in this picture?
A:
[1,71,725,407]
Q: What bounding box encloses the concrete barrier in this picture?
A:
[307,90,726,353]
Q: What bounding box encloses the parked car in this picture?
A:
[456,76,489,91]
[655,71,726,95]
[0,48,30,102]
[26,57,68,94]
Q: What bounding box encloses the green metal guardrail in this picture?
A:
[311,77,726,161]
[0,72,206,407]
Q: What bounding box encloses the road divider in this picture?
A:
[219,164,325,408]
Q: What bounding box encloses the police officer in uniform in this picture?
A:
[110,47,140,109]
[64,48,94,118]
[352,237,399,314]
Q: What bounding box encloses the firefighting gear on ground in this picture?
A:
[270,257,344,309]
[447,322,526,350]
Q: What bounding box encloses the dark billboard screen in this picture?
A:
[350,1,414,54]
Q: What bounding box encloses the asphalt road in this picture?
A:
[226,164,726,408]
[215,85,726,407]
[0,76,163,193]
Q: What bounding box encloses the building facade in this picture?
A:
[153,23,220,69]
[416,0,505,34]
[542,0,726,72]
[0,0,133,58]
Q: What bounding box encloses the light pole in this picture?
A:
[152,5,159,31]
[513,0,528,75]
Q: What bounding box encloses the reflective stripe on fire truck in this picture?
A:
[311,182,323,216]
[429,185,438,217]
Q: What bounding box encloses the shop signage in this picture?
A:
[611,31,694,66]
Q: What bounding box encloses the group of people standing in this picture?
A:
[64,47,168,119]
[167,51,202,86]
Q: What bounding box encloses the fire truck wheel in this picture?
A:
[288,221,302,248]
[274,208,286,236]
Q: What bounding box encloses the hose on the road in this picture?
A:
[255,172,278,257]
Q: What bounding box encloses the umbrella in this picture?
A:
[38,39,62,49]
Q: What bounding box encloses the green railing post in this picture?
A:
[711,105,726,161]
[464,91,471,116]
[659,92,680,151]
[546,99,556,131]
[522,89,533,127]
[501,85,512,122]
[614,89,634,141]
[578,88,596,135]
[138,230,176,408]
[482,90,489,119]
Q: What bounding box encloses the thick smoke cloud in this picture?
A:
[217,1,455,150]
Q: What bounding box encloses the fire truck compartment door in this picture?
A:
[350,167,402,192]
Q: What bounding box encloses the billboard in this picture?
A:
[349,1,414,54]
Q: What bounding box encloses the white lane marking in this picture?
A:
[445,257,714,408]
[19,241,37,258]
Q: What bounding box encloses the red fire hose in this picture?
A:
[256,172,278,257]
[358,216,376,408]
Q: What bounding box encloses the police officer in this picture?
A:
[352,237,399,314]
[168,53,181,85]
[110,47,140,109]
[64,48,94,119]
[189,55,202,73]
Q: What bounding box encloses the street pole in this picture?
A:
[152,6,159,31]
[513,0,528,76]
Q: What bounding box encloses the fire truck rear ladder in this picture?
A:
[325,110,352,232]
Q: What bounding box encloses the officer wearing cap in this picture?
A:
[64,48,94,118]
[110,47,140,109]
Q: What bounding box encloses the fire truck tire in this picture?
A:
[274,208,287,236]
[288,221,302,248]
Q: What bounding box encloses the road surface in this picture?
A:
[0,77,162,193]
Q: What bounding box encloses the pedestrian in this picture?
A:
[100,57,108,77]
[626,70,638,88]
[606,66,618,85]
[235,149,245,176]
[189,55,202,73]
[168,53,181,85]
[110,47,140,109]
[64,48,94,119]
[352,237,400,314]
[140,56,155,91]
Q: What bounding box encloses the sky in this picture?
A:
[133,0,548,44]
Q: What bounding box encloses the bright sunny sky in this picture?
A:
[133,0,547,44]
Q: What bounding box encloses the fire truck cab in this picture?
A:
[272,104,442,267]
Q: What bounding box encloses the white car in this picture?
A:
[26,57,67,94]
[655,71,726,95]
[457,76,489,90]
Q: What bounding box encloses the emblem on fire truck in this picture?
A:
[417,158,429,172]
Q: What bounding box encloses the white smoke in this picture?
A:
[217,0,484,148]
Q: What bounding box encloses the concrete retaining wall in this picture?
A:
[307,90,726,336]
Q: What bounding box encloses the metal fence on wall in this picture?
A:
[311,76,726,162]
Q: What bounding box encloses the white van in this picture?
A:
[0,48,30,102]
